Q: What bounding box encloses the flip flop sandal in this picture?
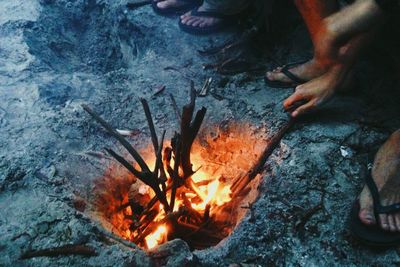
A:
[178,9,238,35]
[349,172,400,247]
[264,60,308,88]
[152,0,201,16]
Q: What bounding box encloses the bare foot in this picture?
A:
[180,5,222,28]
[359,130,400,232]
[156,0,187,10]
[265,58,330,85]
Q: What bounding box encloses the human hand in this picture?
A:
[283,70,339,117]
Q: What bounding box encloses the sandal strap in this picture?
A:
[365,172,400,217]
[279,60,309,85]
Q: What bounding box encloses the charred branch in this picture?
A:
[140,98,159,153]
[168,94,181,123]
[82,104,149,173]
[83,104,170,212]
[232,118,295,197]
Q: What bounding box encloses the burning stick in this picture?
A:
[154,131,168,192]
[85,88,241,250]
[231,118,296,197]
[203,204,211,222]
[169,134,181,211]
[133,209,185,244]
[105,148,170,211]
[180,87,207,178]
[82,104,171,212]
[140,98,168,192]
[82,105,149,173]
[181,193,203,223]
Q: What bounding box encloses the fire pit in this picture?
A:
[83,88,279,251]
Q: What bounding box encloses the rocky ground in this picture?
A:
[1,0,400,266]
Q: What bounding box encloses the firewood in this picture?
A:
[140,98,159,153]
[82,104,149,173]
[133,210,185,244]
[168,94,181,123]
[232,118,295,197]
[105,148,170,211]
[83,104,171,212]
[203,204,211,222]
[181,193,203,223]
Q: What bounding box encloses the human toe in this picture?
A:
[380,214,390,231]
[358,208,376,225]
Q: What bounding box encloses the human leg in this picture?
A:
[265,0,340,86]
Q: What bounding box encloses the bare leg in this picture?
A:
[294,0,339,40]
[266,0,339,84]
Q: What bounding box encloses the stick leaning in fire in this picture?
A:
[82,87,211,245]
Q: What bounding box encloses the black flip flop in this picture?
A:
[264,60,308,88]
[349,172,400,247]
[178,8,238,35]
[152,0,201,16]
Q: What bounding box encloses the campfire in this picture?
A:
[84,87,292,250]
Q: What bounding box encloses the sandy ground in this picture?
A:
[1,0,400,266]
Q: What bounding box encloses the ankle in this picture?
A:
[312,57,335,72]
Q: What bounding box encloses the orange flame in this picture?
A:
[95,122,267,249]
[145,224,167,249]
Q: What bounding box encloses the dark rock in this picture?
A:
[148,239,200,267]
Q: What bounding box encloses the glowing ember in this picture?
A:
[94,123,267,249]
[145,224,167,249]
[190,179,230,210]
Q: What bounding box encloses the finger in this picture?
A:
[283,91,306,110]
[292,100,317,117]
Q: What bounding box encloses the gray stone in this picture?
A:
[149,239,199,267]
